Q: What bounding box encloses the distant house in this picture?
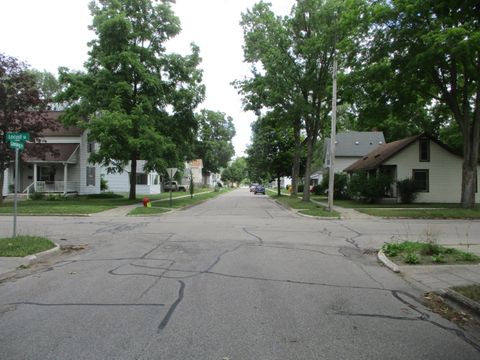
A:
[185,159,204,186]
[324,131,386,173]
[2,111,101,197]
[101,161,161,195]
[344,134,480,203]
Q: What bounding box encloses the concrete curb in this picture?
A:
[377,249,400,273]
[439,288,480,315]
[20,243,61,267]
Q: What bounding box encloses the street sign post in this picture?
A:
[6,132,29,238]
[9,141,24,150]
[6,132,30,142]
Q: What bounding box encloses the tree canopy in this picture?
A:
[0,53,57,202]
[57,0,205,199]
[361,0,480,208]
[246,111,294,195]
[194,109,235,177]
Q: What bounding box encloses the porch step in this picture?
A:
[3,193,29,201]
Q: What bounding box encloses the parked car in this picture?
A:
[164,181,188,192]
[254,184,265,195]
[249,183,259,192]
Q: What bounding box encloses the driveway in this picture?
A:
[0,189,479,359]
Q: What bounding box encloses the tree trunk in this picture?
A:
[129,157,137,200]
[302,133,316,202]
[0,167,4,204]
[461,118,480,208]
[277,174,281,196]
[291,118,301,196]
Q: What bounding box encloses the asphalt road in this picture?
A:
[0,189,479,359]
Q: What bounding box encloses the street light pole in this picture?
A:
[327,51,337,212]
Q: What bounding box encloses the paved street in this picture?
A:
[1,189,480,359]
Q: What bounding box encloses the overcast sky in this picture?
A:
[0,0,295,157]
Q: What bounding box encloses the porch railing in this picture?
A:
[24,181,80,194]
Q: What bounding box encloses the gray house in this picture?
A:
[324,131,386,173]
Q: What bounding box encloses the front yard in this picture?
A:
[267,191,340,218]
[0,189,220,216]
[309,196,480,219]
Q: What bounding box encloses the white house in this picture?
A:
[184,159,204,186]
[324,131,386,173]
[345,134,480,203]
[2,111,101,197]
[101,161,161,195]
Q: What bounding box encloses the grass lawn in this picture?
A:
[452,285,480,303]
[0,236,55,257]
[0,190,217,215]
[128,207,171,216]
[269,194,340,217]
[151,189,230,209]
[382,241,480,265]
[311,198,467,209]
[358,208,480,219]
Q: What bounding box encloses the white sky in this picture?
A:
[0,0,295,157]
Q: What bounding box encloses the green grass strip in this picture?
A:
[0,236,55,257]
[128,207,171,216]
[452,285,480,302]
[382,241,480,265]
[358,208,480,219]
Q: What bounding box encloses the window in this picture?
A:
[38,166,55,182]
[419,138,430,162]
[87,141,95,153]
[413,169,429,192]
[136,173,148,185]
[86,167,96,186]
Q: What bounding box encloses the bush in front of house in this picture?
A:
[397,177,419,204]
[348,171,392,203]
[317,171,349,199]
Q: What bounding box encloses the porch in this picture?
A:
[3,143,81,197]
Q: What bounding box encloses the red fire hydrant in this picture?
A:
[143,197,151,207]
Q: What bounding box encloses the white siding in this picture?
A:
[2,169,7,196]
[78,132,100,195]
[102,168,161,194]
[384,139,480,203]
[333,157,361,173]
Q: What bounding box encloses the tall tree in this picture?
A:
[246,112,294,195]
[222,157,247,186]
[57,0,205,199]
[237,0,366,202]
[0,54,57,202]
[194,109,235,181]
[367,0,480,208]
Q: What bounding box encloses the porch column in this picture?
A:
[63,163,68,195]
[33,164,37,192]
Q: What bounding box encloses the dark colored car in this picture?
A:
[254,185,265,195]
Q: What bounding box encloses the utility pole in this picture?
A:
[327,52,337,212]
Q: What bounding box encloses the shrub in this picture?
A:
[432,254,446,263]
[311,184,323,195]
[30,191,44,201]
[404,252,420,264]
[297,184,304,193]
[100,175,109,192]
[397,178,418,204]
[348,171,392,203]
[87,192,123,199]
[319,171,349,199]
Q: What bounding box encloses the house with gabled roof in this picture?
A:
[324,131,386,173]
[2,111,101,197]
[344,134,480,203]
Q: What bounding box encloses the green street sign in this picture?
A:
[9,141,24,150]
[6,132,30,142]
